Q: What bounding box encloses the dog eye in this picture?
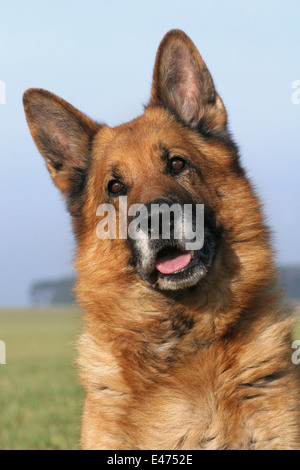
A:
[108,180,125,195]
[169,156,186,173]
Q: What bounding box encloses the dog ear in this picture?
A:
[23,88,100,196]
[149,30,227,133]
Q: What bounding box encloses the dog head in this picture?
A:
[23,30,268,302]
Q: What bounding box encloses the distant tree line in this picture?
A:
[279,266,300,301]
[30,266,300,306]
[30,277,76,305]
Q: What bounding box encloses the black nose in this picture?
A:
[142,198,183,240]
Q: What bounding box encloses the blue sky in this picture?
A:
[0,0,299,306]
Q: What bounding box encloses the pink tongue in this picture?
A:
[156,251,191,274]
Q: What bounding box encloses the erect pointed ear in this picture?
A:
[23,88,100,196]
[149,30,227,133]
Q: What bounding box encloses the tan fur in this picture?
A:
[23,30,300,450]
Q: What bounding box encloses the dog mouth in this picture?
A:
[156,248,197,275]
[153,244,210,290]
[131,235,216,291]
[128,199,220,291]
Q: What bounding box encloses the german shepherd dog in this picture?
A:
[23,30,299,450]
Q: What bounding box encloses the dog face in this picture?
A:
[89,108,224,292]
[23,30,264,302]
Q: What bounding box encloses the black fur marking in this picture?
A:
[67,165,89,219]
[259,371,285,384]
[170,308,194,337]
[66,130,99,222]
[109,164,122,182]
[238,371,285,395]
[51,161,64,171]
[159,145,170,173]
[147,103,240,166]
[241,394,263,401]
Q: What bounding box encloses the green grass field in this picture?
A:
[0,307,83,450]
[0,306,299,450]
